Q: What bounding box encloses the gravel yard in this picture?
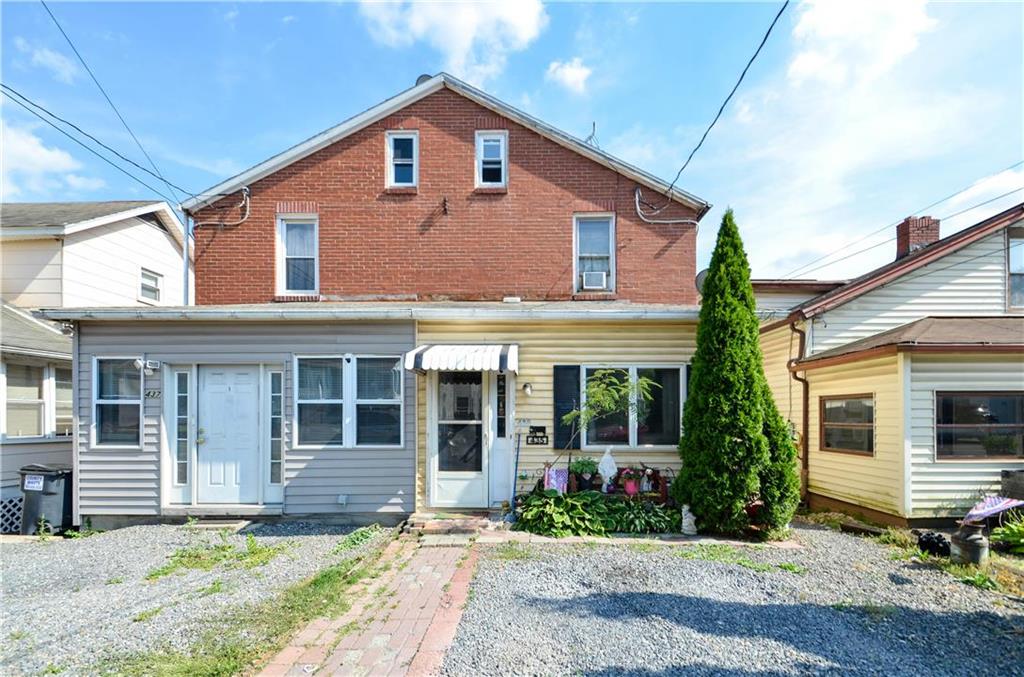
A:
[444,524,1024,677]
[1,522,388,676]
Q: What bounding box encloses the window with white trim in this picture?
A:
[581,366,683,448]
[174,371,189,484]
[94,358,142,446]
[1,361,72,440]
[294,356,403,448]
[55,367,72,437]
[1010,227,1024,309]
[475,131,508,187]
[139,267,162,303]
[575,215,614,292]
[269,371,284,483]
[386,131,418,187]
[276,217,318,295]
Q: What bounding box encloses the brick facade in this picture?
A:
[191,88,702,305]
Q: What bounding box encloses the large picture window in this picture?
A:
[295,356,403,448]
[581,366,684,449]
[936,392,1024,459]
[820,395,874,455]
[94,358,142,446]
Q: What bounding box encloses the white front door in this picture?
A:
[197,365,260,504]
[488,372,515,507]
[432,371,488,508]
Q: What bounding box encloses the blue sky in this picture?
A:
[2,1,1022,279]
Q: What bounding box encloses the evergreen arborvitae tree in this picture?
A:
[757,376,801,531]
[676,209,769,534]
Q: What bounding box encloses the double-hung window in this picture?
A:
[54,367,72,437]
[475,131,508,187]
[581,366,683,448]
[139,267,162,303]
[277,216,318,295]
[295,356,403,448]
[2,362,73,440]
[936,392,1024,459]
[575,214,614,292]
[1010,227,1024,309]
[94,358,142,446]
[386,131,418,188]
[820,395,874,455]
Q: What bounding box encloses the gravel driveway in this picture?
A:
[1,522,388,676]
[443,525,1024,676]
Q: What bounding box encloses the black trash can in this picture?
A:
[20,464,73,535]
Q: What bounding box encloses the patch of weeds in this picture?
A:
[799,511,847,531]
[776,562,806,574]
[39,663,62,675]
[676,544,773,572]
[627,542,660,554]
[106,576,125,585]
[493,542,534,561]
[65,518,103,539]
[8,630,28,641]
[941,563,999,591]
[36,516,52,542]
[332,524,383,554]
[236,533,287,569]
[146,533,286,580]
[132,606,164,623]
[875,528,916,549]
[196,580,225,597]
[888,547,925,561]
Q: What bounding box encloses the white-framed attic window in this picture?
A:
[475,130,508,188]
[386,131,419,188]
[139,267,162,304]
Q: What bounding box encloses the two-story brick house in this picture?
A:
[44,73,711,526]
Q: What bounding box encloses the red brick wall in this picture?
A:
[896,216,940,259]
[191,88,701,305]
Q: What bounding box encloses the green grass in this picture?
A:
[776,562,807,574]
[105,532,393,677]
[146,533,287,581]
[332,525,383,554]
[626,542,660,554]
[492,542,534,561]
[874,528,916,549]
[196,580,225,597]
[106,576,125,585]
[676,544,773,572]
[132,606,164,623]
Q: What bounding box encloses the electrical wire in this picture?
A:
[2,90,176,202]
[39,0,182,204]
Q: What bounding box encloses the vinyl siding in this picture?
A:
[806,355,904,515]
[1,239,62,308]
[760,323,804,431]
[810,232,1010,354]
[75,321,415,517]
[755,290,820,313]
[62,217,191,307]
[414,321,696,509]
[1,440,72,496]
[908,354,1024,517]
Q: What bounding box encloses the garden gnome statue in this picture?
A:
[680,505,698,536]
[597,447,617,493]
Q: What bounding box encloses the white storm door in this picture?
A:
[488,372,514,507]
[197,365,260,504]
[432,371,488,508]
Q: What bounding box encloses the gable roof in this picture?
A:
[1,201,187,252]
[789,201,1024,320]
[1,302,71,360]
[180,73,711,216]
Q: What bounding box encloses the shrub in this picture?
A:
[991,511,1024,554]
[569,457,599,475]
[514,490,609,537]
[757,378,801,531]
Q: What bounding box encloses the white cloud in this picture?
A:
[545,57,592,94]
[937,167,1024,232]
[0,120,105,198]
[14,37,79,84]
[358,0,548,86]
[223,9,239,23]
[281,15,295,24]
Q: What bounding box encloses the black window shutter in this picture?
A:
[553,365,581,450]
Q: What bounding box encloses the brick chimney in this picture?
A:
[896,216,940,259]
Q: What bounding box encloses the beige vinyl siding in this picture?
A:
[806,355,904,515]
[1,440,72,496]
[62,217,191,307]
[1,239,63,308]
[760,323,803,430]
[75,321,415,517]
[908,354,1024,517]
[810,231,1010,354]
[415,320,696,509]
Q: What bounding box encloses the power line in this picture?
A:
[39,0,181,204]
[1,83,197,198]
[2,90,176,203]
[661,0,789,200]
[783,161,1024,278]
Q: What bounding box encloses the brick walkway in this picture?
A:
[259,538,476,677]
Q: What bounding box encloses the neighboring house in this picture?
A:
[752,279,846,317]
[1,201,191,308]
[761,205,1024,525]
[0,302,72,524]
[43,72,710,527]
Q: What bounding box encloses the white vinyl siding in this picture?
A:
[908,354,1024,517]
[810,232,1010,354]
[0,239,63,307]
[139,268,162,303]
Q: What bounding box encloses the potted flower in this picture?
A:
[569,457,600,491]
[620,467,643,496]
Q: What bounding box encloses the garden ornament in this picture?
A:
[597,448,617,492]
[680,505,698,536]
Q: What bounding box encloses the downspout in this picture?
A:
[787,320,810,498]
[181,210,191,305]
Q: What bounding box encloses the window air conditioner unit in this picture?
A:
[581,271,608,290]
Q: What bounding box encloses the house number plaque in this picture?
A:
[145,389,161,399]
[526,426,548,445]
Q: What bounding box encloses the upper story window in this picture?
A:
[1,361,72,440]
[574,214,615,292]
[386,131,418,188]
[1010,227,1023,309]
[820,395,874,456]
[139,268,162,303]
[276,216,318,295]
[936,391,1024,460]
[475,131,508,188]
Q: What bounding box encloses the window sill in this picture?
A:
[2,436,71,445]
[473,186,507,195]
[274,294,321,303]
[292,444,405,451]
[572,292,617,301]
[819,448,874,457]
[384,186,418,195]
[934,456,1024,463]
[91,444,143,450]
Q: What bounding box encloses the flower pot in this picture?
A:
[624,479,640,496]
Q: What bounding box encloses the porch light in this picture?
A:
[522,382,533,396]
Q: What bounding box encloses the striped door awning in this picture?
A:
[403,344,519,373]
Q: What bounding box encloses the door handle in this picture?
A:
[197,437,206,445]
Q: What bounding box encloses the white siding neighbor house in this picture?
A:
[761,205,1024,524]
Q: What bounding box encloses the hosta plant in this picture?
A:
[991,511,1024,554]
[514,490,609,538]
